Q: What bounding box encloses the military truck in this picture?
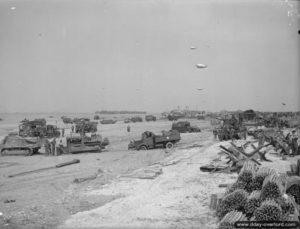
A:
[94,115,100,120]
[73,118,90,123]
[171,121,201,133]
[63,134,109,154]
[100,119,117,124]
[124,118,131,123]
[130,116,143,122]
[128,130,180,150]
[145,115,157,121]
[19,119,60,138]
[61,116,73,124]
[167,111,185,121]
[75,121,97,133]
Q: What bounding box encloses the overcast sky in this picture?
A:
[0,0,299,113]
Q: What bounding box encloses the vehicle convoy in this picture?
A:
[94,115,100,120]
[128,130,181,150]
[171,121,201,133]
[145,115,157,121]
[0,134,41,156]
[19,119,60,138]
[63,134,109,154]
[100,119,117,124]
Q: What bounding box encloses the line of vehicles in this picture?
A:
[0,117,201,156]
[62,115,157,125]
[62,112,206,125]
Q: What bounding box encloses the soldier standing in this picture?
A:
[257,130,265,148]
[127,125,131,132]
[290,129,299,156]
[56,139,64,155]
[44,139,50,156]
[229,128,235,141]
[242,125,247,140]
[51,138,56,156]
[212,128,217,139]
[62,128,65,137]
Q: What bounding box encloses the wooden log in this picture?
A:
[8,159,80,178]
[218,184,230,188]
[229,143,262,165]
[73,174,98,183]
[219,145,239,162]
[209,194,218,210]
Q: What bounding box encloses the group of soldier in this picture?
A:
[44,128,65,156]
[213,115,247,141]
[256,128,299,157]
[213,125,247,141]
[212,114,299,158]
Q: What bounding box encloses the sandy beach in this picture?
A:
[1,117,220,229]
[1,115,296,229]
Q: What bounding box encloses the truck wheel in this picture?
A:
[139,145,148,150]
[0,149,6,156]
[26,148,34,156]
[166,142,174,149]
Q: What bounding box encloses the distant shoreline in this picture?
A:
[95,110,147,114]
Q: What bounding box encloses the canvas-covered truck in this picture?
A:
[128,130,181,150]
[19,119,60,138]
[75,121,98,133]
[171,121,201,133]
[145,115,157,121]
[130,116,143,122]
[61,116,73,124]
